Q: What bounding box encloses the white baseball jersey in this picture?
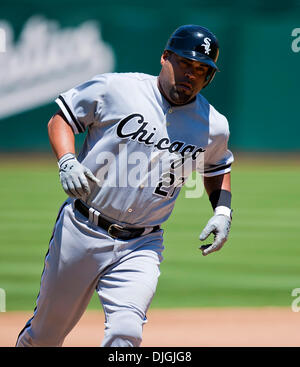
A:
[17,71,234,348]
[55,72,233,227]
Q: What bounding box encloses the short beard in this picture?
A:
[168,86,192,105]
[158,78,194,106]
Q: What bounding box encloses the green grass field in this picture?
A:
[0,156,299,311]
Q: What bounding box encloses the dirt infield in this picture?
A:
[1,307,299,347]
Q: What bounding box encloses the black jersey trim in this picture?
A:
[58,95,85,133]
[204,163,232,174]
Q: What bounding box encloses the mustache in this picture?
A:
[176,81,193,90]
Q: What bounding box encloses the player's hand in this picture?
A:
[199,214,232,256]
[58,153,100,198]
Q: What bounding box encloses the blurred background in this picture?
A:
[0,0,299,312]
[1,0,300,152]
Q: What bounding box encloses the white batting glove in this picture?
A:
[58,153,100,198]
[199,211,232,256]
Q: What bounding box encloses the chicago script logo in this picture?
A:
[116,113,205,160]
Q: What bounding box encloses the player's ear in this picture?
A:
[160,51,171,65]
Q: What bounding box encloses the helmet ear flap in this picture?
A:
[203,67,217,88]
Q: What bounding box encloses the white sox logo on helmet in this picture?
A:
[201,37,211,55]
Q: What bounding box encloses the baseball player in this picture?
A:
[16,24,233,347]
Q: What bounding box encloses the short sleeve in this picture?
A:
[203,148,234,176]
[202,111,234,176]
[55,74,108,134]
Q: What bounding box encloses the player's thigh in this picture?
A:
[97,237,164,316]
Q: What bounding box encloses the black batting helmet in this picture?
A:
[164,25,220,87]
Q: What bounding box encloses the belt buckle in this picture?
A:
[108,223,124,239]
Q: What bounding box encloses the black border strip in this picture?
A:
[58,95,85,133]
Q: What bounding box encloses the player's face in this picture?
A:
[158,51,210,105]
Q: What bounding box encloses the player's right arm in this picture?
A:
[48,111,76,160]
[48,111,99,198]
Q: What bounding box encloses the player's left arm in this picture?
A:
[199,172,232,256]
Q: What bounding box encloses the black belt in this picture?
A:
[74,199,160,240]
